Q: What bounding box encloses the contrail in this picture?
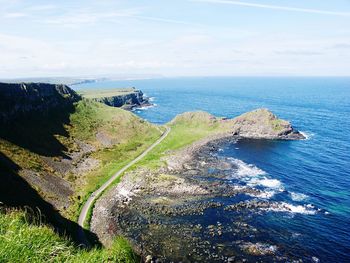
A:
[191,0,350,17]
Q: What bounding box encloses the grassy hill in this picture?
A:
[0,99,160,218]
[0,84,161,262]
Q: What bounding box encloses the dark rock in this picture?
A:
[0,82,80,123]
[92,88,152,110]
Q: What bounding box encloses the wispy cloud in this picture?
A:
[191,0,350,17]
[329,43,350,49]
[275,50,323,56]
[129,15,200,26]
[28,4,57,11]
[3,12,27,18]
[42,10,197,28]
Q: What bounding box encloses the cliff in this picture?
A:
[230,108,305,140]
[0,82,159,229]
[0,82,80,123]
[79,87,151,110]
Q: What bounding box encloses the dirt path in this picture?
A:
[78,126,171,245]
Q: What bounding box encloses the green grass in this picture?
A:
[0,99,161,221]
[0,209,138,263]
[78,88,137,99]
[136,111,231,169]
[65,100,161,220]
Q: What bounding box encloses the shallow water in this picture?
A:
[75,77,350,262]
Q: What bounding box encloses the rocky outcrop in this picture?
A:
[230,108,305,140]
[0,82,81,123]
[93,89,151,110]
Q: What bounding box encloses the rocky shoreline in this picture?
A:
[90,109,307,262]
[91,133,311,262]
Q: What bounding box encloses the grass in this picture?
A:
[65,100,161,220]
[136,111,232,169]
[0,99,162,262]
[78,88,137,99]
[0,209,138,263]
[0,99,161,221]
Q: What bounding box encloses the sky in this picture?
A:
[0,0,349,78]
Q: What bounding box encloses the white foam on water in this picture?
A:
[290,192,308,201]
[249,190,276,199]
[265,202,317,215]
[137,104,157,111]
[149,97,156,102]
[247,177,283,189]
[300,131,314,140]
[228,158,266,178]
[312,256,320,263]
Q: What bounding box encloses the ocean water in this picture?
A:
[74,77,350,261]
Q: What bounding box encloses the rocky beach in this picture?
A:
[91,132,314,262]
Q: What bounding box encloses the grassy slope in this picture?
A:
[66,100,160,220]
[0,108,231,263]
[137,111,232,169]
[0,99,160,262]
[0,209,137,263]
[78,88,137,99]
[0,100,160,220]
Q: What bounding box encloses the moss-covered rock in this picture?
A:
[230,108,305,139]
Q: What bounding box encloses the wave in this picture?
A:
[300,131,315,140]
[248,190,276,199]
[228,158,266,178]
[149,97,156,102]
[264,202,317,215]
[248,177,283,189]
[135,104,157,111]
[290,192,308,201]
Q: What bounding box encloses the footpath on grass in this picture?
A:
[77,126,171,246]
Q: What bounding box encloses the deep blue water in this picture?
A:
[75,77,350,262]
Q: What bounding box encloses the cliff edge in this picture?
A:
[79,87,151,110]
[0,82,80,123]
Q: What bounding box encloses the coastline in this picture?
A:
[91,134,314,262]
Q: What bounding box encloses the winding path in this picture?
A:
[78,126,171,245]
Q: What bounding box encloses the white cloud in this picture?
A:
[42,9,199,28]
[3,12,27,18]
[191,0,350,17]
[28,4,57,11]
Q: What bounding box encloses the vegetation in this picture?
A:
[66,100,161,220]
[0,209,137,263]
[78,88,138,99]
[136,111,232,169]
[0,98,163,262]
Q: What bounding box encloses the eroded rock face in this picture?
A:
[0,82,81,123]
[230,108,305,140]
[93,89,151,110]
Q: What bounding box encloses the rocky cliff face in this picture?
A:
[230,108,305,140]
[0,82,81,123]
[93,89,151,110]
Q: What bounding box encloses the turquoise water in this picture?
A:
[75,77,350,261]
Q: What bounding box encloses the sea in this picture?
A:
[74,77,350,262]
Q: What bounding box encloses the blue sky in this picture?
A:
[0,0,349,78]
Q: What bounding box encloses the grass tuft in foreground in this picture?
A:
[0,208,137,263]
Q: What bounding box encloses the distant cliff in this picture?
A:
[0,82,80,123]
[80,87,152,110]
